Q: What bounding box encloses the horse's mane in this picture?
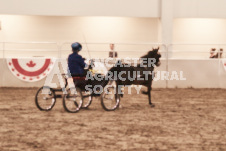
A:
[140,47,159,59]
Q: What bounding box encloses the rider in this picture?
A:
[68,42,87,77]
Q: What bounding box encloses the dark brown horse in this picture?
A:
[81,48,161,107]
[105,47,161,107]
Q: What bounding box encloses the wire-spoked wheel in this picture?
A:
[35,86,56,111]
[63,87,83,113]
[101,81,120,111]
[81,90,93,109]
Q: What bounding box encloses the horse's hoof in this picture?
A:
[149,103,155,108]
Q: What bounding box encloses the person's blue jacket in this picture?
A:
[68,52,86,76]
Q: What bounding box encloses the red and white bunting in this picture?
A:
[7,58,56,82]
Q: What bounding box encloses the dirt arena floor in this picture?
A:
[0,87,226,151]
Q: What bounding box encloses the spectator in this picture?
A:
[109,43,118,58]
[209,48,216,58]
[219,48,223,58]
[214,48,223,58]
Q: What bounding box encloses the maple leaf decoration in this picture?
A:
[26,60,36,67]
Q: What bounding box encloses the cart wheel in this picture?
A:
[35,86,56,111]
[63,87,83,113]
[82,90,93,109]
[101,81,120,111]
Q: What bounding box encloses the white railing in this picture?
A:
[168,43,226,59]
[1,41,226,59]
[60,42,166,59]
[1,41,59,58]
[0,42,3,58]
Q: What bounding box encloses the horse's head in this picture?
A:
[141,47,161,67]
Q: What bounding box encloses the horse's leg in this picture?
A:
[140,75,154,107]
[146,74,155,107]
[142,85,151,95]
[141,75,150,95]
[117,83,123,98]
[141,75,152,95]
[148,83,155,107]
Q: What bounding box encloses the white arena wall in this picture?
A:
[0,15,160,44]
[167,59,226,88]
[0,0,160,18]
[173,18,226,44]
[1,58,226,88]
[1,0,226,88]
[173,0,226,18]
[1,0,226,18]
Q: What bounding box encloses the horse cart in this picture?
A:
[35,60,121,113]
[35,47,161,113]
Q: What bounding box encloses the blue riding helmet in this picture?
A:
[71,42,82,52]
